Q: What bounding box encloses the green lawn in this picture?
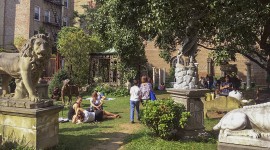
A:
[56,91,220,150]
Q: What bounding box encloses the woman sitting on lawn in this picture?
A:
[72,108,120,124]
[90,90,106,111]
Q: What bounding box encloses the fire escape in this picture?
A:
[43,0,63,73]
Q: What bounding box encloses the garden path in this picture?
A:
[89,123,142,150]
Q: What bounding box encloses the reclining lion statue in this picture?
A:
[0,34,51,102]
[213,102,270,139]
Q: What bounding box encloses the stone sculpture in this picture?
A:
[213,102,270,147]
[177,21,198,65]
[174,19,200,90]
[0,34,51,102]
[61,79,79,105]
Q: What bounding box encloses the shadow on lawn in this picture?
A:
[57,131,131,150]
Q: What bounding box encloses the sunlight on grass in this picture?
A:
[56,92,220,150]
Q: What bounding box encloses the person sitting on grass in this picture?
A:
[72,108,121,124]
[68,95,83,121]
[90,90,106,111]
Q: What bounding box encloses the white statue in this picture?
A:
[214,102,270,139]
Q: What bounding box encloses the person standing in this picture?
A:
[139,76,151,105]
[130,80,141,124]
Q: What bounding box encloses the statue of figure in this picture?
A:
[178,21,198,65]
[0,34,51,102]
[213,102,270,139]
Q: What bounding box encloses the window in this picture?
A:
[64,0,68,8]
[44,10,50,22]
[34,6,40,21]
[34,30,39,35]
[63,17,68,26]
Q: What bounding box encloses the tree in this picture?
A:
[82,0,148,80]
[84,0,270,77]
[57,27,102,86]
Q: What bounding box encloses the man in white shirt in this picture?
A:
[130,80,141,124]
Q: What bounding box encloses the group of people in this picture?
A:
[68,91,120,124]
[200,74,242,99]
[67,75,159,124]
[129,75,156,123]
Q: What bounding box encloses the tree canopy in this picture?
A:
[57,27,102,86]
[82,0,270,75]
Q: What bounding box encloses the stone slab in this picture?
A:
[0,105,63,149]
[167,88,210,98]
[219,135,270,148]
[0,98,53,109]
[218,142,270,150]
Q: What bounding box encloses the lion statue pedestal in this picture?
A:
[214,102,270,149]
[0,34,63,149]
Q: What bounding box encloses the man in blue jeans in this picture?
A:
[129,80,141,124]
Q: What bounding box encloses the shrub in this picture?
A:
[142,99,190,140]
[110,86,129,97]
[48,69,69,94]
[93,83,114,95]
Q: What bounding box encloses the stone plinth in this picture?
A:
[0,98,54,109]
[0,104,63,149]
[36,83,49,99]
[167,88,209,135]
[218,142,269,150]
[218,134,270,148]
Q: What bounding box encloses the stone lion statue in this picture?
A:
[213,102,270,139]
[0,34,51,102]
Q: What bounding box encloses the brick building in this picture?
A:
[145,41,268,86]
[0,0,74,77]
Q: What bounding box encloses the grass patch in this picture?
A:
[56,91,219,150]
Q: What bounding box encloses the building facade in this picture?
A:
[0,0,74,77]
[145,41,268,86]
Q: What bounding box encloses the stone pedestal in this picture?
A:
[36,83,49,99]
[218,142,269,150]
[167,88,209,136]
[0,99,63,149]
[218,134,270,149]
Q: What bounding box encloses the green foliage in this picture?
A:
[0,131,34,150]
[92,84,129,97]
[142,99,190,140]
[93,83,114,95]
[83,1,148,72]
[110,86,129,97]
[159,50,171,63]
[48,69,69,94]
[14,36,27,50]
[86,0,270,72]
[57,27,102,86]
